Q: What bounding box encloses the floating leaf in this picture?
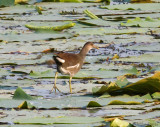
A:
[147,119,160,127]
[35,6,42,15]
[100,3,160,11]
[110,118,131,127]
[121,17,160,28]
[116,76,130,88]
[83,9,99,19]
[43,0,82,2]
[92,82,119,95]
[13,87,34,100]
[113,52,160,63]
[112,54,119,60]
[87,101,102,107]
[0,0,14,7]
[15,0,28,4]
[121,71,160,95]
[99,92,111,98]
[14,116,104,124]
[152,92,160,99]
[29,69,54,78]
[124,66,139,75]
[18,101,36,109]
[78,19,109,26]
[141,93,152,100]
[69,27,147,35]
[108,100,142,105]
[25,22,76,31]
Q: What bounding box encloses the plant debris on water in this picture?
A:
[0,0,160,127]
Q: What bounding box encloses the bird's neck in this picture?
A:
[79,45,90,59]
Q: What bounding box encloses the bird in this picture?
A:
[50,42,99,94]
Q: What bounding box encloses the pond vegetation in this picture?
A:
[0,0,160,126]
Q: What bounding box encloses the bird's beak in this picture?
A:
[93,45,99,49]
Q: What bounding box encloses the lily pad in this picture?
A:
[25,22,76,31]
[92,82,119,95]
[14,116,104,124]
[78,19,109,26]
[116,75,130,87]
[121,17,160,27]
[152,92,160,99]
[110,118,132,127]
[69,27,148,35]
[18,101,36,109]
[108,100,142,105]
[121,71,160,95]
[100,3,160,11]
[13,87,34,100]
[113,52,160,63]
[87,101,102,107]
[123,66,139,75]
[0,0,14,7]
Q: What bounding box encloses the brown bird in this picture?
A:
[50,42,99,94]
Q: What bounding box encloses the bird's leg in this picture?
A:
[50,72,61,94]
[69,76,72,93]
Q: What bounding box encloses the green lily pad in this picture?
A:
[113,52,160,63]
[78,19,109,26]
[69,27,148,35]
[99,92,111,98]
[14,116,104,124]
[123,66,139,75]
[116,75,130,88]
[29,69,54,78]
[0,0,14,7]
[87,101,102,107]
[92,82,119,95]
[0,5,35,14]
[126,42,160,52]
[13,87,34,100]
[141,93,152,100]
[121,71,160,95]
[147,119,160,127]
[0,32,72,42]
[121,17,160,27]
[152,92,160,99]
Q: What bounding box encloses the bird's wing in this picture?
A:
[57,53,81,67]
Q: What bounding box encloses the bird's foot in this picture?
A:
[50,86,61,94]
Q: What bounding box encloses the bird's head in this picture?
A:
[84,42,99,51]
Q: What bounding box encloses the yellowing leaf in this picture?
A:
[112,54,119,60]
[35,6,42,15]
[104,116,125,122]
[25,22,75,31]
[15,0,28,4]
[18,101,36,109]
[18,101,28,109]
[108,100,142,105]
[111,118,130,127]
